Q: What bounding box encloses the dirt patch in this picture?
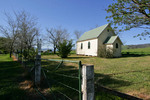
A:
[127,90,150,100]
[12,55,17,61]
[18,70,53,100]
[20,80,34,91]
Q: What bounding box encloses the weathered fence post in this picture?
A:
[35,39,42,85]
[82,64,94,100]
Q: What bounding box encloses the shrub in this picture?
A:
[0,50,3,54]
[98,45,113,58]
[57,40,74,58]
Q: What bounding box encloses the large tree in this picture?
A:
[106,0,150,38]
[15,11,39,59]
[0,13,19,57]
[0,37,9,53]
[0,11,39,58]
[74,30,82,40]
[46,27,69,54]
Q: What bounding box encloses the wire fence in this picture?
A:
[14,52,82,100]
[14,52,143,100]
[41,59,82,100]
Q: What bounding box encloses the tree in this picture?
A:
[106,0,150,38]
[15,11,39,59]
[57,39,74,58]
[46,27,69,54]
[0,37,9,53]
[74,30,82,40]
[0,13,19,57]
[0,11,39,58]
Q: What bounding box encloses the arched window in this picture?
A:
[116,43,118,48]
[81,43,83,49]
[88,42,90,49]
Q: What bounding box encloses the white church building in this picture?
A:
[76,23,123,57]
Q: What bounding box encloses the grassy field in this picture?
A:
[0,54,27,100]
[1,47,150,100]
[42,47,150,99]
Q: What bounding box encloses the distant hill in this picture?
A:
[122,43,150,50]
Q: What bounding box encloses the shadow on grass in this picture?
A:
[0,61,29,100]
[121,52,150,58]
[41,60,132,100]
[95,73,131,89]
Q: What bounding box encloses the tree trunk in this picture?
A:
[9,46,13,58]
[28,48,29,60]
[54,47,56,54]
[9,51,12,58]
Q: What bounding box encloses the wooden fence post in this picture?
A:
[35,39,41,85]
[82,64,94,100]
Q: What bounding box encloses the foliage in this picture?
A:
[106,0,150,38]
[0,11,39,58]
[0,37,10,54]
[74,30,82,40]
[46,27,70,54]
[57,40,74,58]
[41,49,53,55]
[18,48,37,61]
[98,45,113,58]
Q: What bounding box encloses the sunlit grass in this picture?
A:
[42,47,150,99]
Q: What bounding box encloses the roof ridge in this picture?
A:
[77,23,110,42]
[86,23,109,33]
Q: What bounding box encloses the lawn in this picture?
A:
[42,47,150,99]
[1,47,149,99]
[0,54,27,100]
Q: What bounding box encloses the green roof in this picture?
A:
[77,23,109,42]
[104,36,118,44]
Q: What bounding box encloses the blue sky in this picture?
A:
[0,0,149,49]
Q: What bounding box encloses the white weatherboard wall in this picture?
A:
[77,39,98,56]
[113,39,122,57]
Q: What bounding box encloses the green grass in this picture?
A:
[42,47,150,99]
[0,54,27,100]
[122,47,150,55]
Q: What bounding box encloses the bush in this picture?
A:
[0,50,3,54]
[57,40,74,58]
[41,49,52,55]
[98,45,113,58]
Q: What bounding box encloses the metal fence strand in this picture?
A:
[16,52,82,100]
[53,73,79,79]
[34,86,47,100]
[56,90,73,100]
[41,58,79,63]
[42,59,82,100]
[49,79,80,93]
[53,60,63,71]
[42,68,57,100]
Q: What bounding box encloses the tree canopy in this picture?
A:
[0,11,39,58]
[46,27,69,54]
[57,39,74,58]
[106,0,150,38]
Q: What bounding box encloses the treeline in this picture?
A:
[0,11,39,59]
[122,43,150,50]
[0,11,81,58]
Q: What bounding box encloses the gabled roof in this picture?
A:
[77,23,109,42]
[104,36,123,44]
